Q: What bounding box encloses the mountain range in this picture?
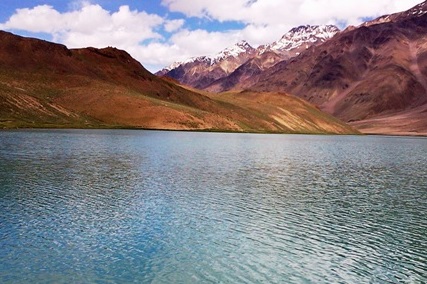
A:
[0,30,355,134]
[159,1,427,135]
[157,25,340,90]
[1,1,426,135]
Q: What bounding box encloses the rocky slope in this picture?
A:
[248,1,427,135]
[0,30,356,134]
[204,51,283,93]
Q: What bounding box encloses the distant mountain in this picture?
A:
[156,41,256,89]
[249,0,427,135]
[157,1,427,135]
[361,0,427,27]
[0,30,356,134]
[157,25,340,90]
[204,51,283,93]
[257,25,339,57]
[205,25,340,93]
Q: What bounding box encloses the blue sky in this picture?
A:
[0,0,422,72]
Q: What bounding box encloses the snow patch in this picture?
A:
[211,40,255,63]
[164,25,339,71]
[258,25,339,54]
[164,41,255,70]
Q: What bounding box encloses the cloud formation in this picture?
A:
[0,4,164,47]
[0,0,422,72]
[164,19,185,32]
[162,0,421,26]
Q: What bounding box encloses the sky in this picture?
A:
[0,0,422,72]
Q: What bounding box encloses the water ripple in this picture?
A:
[1,130,426,283]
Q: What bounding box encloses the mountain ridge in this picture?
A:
[155,1,427,135]
[248,1,427,135]
[257,25,339,56]
[0,30,356,134]
[156,25,340,90]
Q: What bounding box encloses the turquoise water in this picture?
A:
[0,130,426,283]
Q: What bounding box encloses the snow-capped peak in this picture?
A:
[160,25,339,73]
[361,1,427,27]
[162,41,254,72]
[212,40,255,62]
[403,0,427,17]
[163,55,211,71]
[258,25,340,54]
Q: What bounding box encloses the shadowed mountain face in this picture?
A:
[249,1,427,135]
[0,30,356,134]
[205,51,283,93]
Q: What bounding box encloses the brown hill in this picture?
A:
[0,30,356,134]
[208,90,357,134]
[249,1,427,135]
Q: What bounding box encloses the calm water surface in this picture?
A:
[0,130,426,283]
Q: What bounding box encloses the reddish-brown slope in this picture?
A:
[0,30,244,130]
[204,51,283,93]
[0,30,230,113]
[0,30,357,134]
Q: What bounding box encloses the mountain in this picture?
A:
[158,25,339,91]
[0,30,356,134]
[246,1,427,135]
[0,30,245,130]
[257,25,340,58]
[205,25,340,93]
[361,0,427,27]
[156,41,256,89]
[204,51,283,93]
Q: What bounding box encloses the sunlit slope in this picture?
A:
[0,30,357,134]
[210,91,357,134]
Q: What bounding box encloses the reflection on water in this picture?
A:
[1,130,426,283]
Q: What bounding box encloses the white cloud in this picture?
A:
[170,29,243,56]
[161,0,251,22]
[0,5,64,33]
[0,3,168,71]
[0,4,164,48]
[128,43,183,68]
[127,29,245,71]
[164,19,185,32]
[151,0,422,71]
[161,0,422,27]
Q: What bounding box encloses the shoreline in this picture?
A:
[2,126,427,137]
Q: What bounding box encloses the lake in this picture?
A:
[0,130,426,283]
